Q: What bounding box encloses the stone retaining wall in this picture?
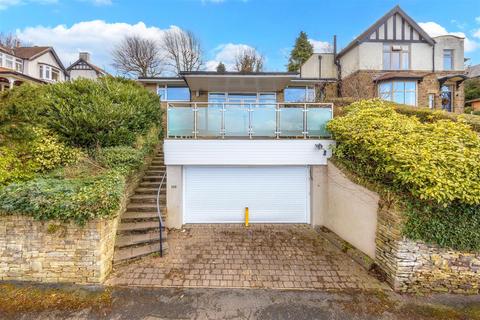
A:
[375,200,480,294]
[0,216,118,284]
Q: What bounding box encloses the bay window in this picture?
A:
[379,80,416,106]
[39,64,61,81]
[383,44,409,70]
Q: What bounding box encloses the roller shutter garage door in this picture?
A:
[184,166,310,223]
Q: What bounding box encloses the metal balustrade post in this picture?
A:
[303,103,308,139]
[275,103,280,139]
[221,102,225,139]
[248,103,253,139]
[193,102,198,139]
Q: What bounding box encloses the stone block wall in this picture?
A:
[375,200,480,294]
[0,216,118,284]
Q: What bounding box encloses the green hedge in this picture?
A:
[327,99,480,250]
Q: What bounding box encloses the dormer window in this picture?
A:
[383,44,409,70]
[39,64,60,82]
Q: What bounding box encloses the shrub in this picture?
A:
[0,172,125,225]
[0,128,80,186]
[0,77,162,148]
[393,103,480,133]
[327,99,480,205]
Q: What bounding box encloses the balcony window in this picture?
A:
[157,85,190,101]
[284,86,315,102]
[379,80,416,106]
[443,49,453,70]
[383,44,409,70]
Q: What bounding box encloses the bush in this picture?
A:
[0,77,162,148]
[0,172,125,225]
[392,103,480,133]
[0,128,80,185]
[327,99,480,205]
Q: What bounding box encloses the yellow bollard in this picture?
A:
[245,207,249,227]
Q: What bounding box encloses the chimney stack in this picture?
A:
[79,52,91,62]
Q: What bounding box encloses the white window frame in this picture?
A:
[383,44,410,71]
[378,80,417,106]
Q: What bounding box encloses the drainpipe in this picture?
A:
[432,43,435,72]
[333,35,342,97]
[318,55,322,78]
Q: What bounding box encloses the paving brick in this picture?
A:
[107,225,385,291]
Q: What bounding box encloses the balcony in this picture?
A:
[166,102,333,139]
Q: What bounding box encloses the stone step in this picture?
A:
[130,194,165,204]
[127,203,165,212]
[139,181,166,188]
[113,242,168,264]
[142,176,165,182]
[122,211,166,221]
[144,170,166,176]
[135,187,165,195]
[116,230,167,248]
[118,220,162,232]
[148,165,166,170]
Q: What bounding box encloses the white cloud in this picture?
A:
[419,21,478,52]
[205,43,256,71]
[0,0,21,9]
[476,17,480,24]
[84,0,112,6]
[16,20,176,72]
[308,39,333,53]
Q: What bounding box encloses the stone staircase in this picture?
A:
[113,147,168,264]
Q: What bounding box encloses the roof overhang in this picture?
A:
[181,72,299,92]
[137,77,187,86]
[0,69,45,84]
[438,74,467,88]
[289,78,337,86]
[374,72,428,82]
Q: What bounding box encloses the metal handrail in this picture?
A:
[156,171,167,257]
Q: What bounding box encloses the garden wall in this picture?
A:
[0,216,118,284]
[376,203,480,294]
[326,161,480,294]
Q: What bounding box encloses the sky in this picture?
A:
[1,0,480,74]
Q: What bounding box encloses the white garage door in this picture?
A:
[184,166,309,223]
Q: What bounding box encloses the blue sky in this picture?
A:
[1,0,479,73]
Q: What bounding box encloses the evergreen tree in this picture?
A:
[287,31,314,72]
[216,62,226,73]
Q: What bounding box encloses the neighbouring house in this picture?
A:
[0,45,67,91]
[67,52,108,80]
[302,5,467,113]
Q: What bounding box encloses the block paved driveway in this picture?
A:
[107,224,385,290]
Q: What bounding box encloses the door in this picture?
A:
[184,166,310,223]
[441,85,453,112]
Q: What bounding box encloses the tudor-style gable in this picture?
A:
[67,52,108,80]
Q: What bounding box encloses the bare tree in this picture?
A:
[112,35,163,78]
[0,33,22,48]
[162,29,203,74]
[234,48,264,72]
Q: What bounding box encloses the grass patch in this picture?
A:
[0,283,112,316]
